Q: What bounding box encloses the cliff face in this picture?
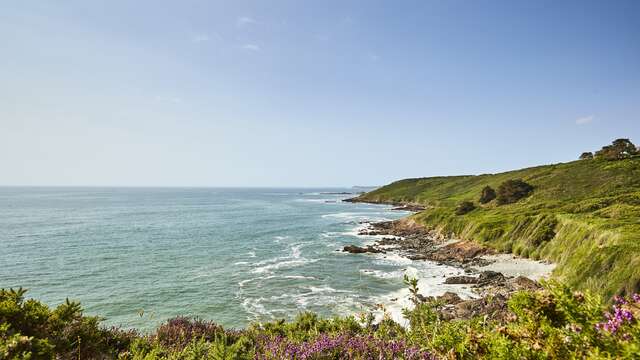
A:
[353,157,640,299]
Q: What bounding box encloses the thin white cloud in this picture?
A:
[241,44,260,52]
[237,16,256,27]
[191,34,209,43]
[575,115,594,125]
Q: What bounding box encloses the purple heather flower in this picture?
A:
[596,305,635,334]
[633,293,640,303]
[614,295,628,305]
[255,333,435,360]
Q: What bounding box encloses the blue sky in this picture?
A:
[1,1,639,187]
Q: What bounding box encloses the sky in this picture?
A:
[1,0,639,187]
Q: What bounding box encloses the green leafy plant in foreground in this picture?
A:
[3,282,640,359]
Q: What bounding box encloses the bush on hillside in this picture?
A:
[479,186,497,204]
[455,201,476,215]
[595,138,638,160]
[496,179,533,205]
[579,152,594,160]
[152,317,226,351]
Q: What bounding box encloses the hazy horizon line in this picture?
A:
[0,185,379,189]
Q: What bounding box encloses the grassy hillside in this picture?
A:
[355,157,640,299]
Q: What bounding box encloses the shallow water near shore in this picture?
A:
[1,187,476,331]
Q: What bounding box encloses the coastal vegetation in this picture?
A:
[495,179,534,205]
[352,139,640,300]
[454,201,476,216]
[2,284,640,359]
[478,186,496,205]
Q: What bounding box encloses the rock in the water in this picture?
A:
[343,245,385,254]
[444,275,478,284]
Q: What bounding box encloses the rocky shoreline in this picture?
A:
[343,218,494,268]
[341,218,551,321]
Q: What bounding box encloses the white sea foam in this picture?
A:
[290,244,302,258]
[294,198,338,203]
[238,274,317,288]
[320,232,341,238]
[250,243,319,274]
[284,275,316,280]
[322,212,393,223]
[252,259,318,274]
[307,285,339,293]
[252,243,302,267]
[369,263,480,326]
[360,268,404,279]
[372,253,414,266]
[242,297,268,317]
[273,235,291,243]
[238,278,255,287]
[321,212,362,220]
[339,222,399,246]
[241,282,358,320]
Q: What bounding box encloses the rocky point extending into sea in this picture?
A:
[341,215,554,322]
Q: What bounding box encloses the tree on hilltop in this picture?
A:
[595,138,638,160]
[579,152,593,160]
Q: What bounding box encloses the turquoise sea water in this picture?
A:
[0,187,470,331]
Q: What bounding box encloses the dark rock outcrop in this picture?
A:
[391,204,426,212]
[477,270,506,285]
[438,291,463,304]
[444,276,478,284]
[343,245,385,254]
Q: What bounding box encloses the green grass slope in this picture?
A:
[355,157,640,299]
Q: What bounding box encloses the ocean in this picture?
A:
[0,187,473,331]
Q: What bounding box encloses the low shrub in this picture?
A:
[479,186,497,204]
[455,201,476,215]
[151,317,227,351]
[496,179,534,205]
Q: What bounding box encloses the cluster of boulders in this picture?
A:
[352,219,492,267]
[339,218,547,322]
[432,275,542,321]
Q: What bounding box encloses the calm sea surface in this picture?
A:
[0,187,470,331]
